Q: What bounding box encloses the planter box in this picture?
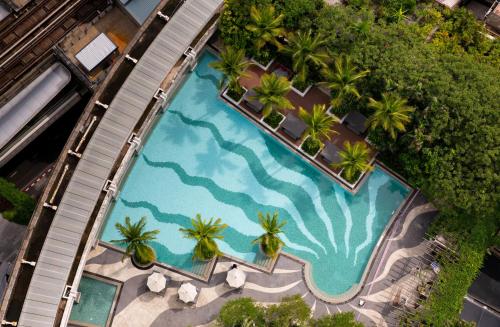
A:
[338,168,365,188]
[251,57,275,71]
[291,83,313,97]
[299,136,321,159]
[222,86,247,106]
[261,112,285,131]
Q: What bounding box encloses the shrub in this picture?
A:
[301,136,321,156]
[217,297,265,327]
[274,0,324,30]
[263,110,284,128]
[265,295,311,327]
[312,312,364,327]
[0,177,35,225]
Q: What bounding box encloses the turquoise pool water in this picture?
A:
[101,51,410,295]
[69,276,117,327]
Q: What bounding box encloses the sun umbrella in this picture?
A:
[226,268,246,288]
[147,272,167,293]
[178,282,197,303]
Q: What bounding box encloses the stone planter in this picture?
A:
[261,112,285,131]
[222,86,247,106]
[131,250,156,270]
[251,57,274,70]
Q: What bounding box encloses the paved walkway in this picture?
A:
[82,194,437,326]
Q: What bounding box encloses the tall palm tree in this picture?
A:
[298,104,340,142]
[111,216,160,265]
[179,214,228,261]
[253,212,286,258]
[334,141,373,183]
[253,73,294,117]
[322,55,369,111]
[367,93,414,139]
[209,46,251,94]
[246,5,285,51]
[281,30,329,85]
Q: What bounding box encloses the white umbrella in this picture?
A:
[178,282,197,303]
[226,268,246,288]
[147,272,167,293]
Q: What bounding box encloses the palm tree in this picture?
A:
[179,214,228,261]
[209,46,251,96]
[334,141,373,183]
[281,30,329,85]
[253,212,286,258]
[111,216,160,266]
[246,5,285,51]
[322,55,369,111]
[367,93,414,139]
[253,73,294,117]
[298,104,340,142]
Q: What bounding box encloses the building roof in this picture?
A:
[0,2,10,22]
[17,0,222,326]
[75,33,117,72]
[0,63,71,151]
[120,0,162,25]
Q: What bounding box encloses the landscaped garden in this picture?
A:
[217,0,499,325]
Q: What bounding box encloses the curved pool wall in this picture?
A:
[100,51,410,296]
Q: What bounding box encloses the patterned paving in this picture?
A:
[81,194,437,326]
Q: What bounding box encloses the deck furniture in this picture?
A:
[343,111,368,135]
[178,282,198,303]
[320,142,342,165]
[281,113,307,140]
[243,89,264,113]
[226,267,246,288]
[147,271,169,293]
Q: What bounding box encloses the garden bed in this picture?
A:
[300,136,321,158]
[262,111,285,130]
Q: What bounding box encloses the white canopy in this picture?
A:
[226,268,246,288]
[147,272,167,293]
[75,33,117,72]
[178,282,197,303]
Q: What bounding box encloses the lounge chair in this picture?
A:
[320,142,342,165]
[281,113,307,140]
[243,89,264,113]
[343,111,368,135]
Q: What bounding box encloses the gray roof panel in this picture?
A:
[18,0,222,325]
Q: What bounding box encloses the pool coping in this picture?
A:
[68,272,123,327]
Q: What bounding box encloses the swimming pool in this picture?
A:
[101,51,410,296]
[69,276,118,327]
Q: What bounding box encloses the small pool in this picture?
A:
[69,275,119,327]
[101,51,410,296]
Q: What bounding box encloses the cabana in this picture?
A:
[243,89,264,114]
[281,113,307,140]
[320,142,342,165]
[343,111,368,135]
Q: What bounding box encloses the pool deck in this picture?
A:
[83,193,437,326]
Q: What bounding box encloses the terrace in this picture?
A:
[220,53,376,191]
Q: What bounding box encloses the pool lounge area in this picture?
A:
[100,51,411,298]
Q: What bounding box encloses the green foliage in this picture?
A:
[311,312,363,327]
[217,297,265,327]
[265,295,311,327]
[274,0,324,30]
[281,29,328,84]
[111,216,160,265]
[0,178,35,225]
[179,214,228,261]
[335,141,373,183]
[253,73,294,117]
[220,0,273,51]
[367,93,414,139]
[263,110,284,128]
[321,55,369,114]
[209,46,251,93]
[253,211,286,257]
[246,5,285,51]
[298,104,339,142]
[301,136,321,157]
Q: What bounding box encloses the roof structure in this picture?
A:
[17,0,222,326]
[281,113,307,140]
[343,111,368,135]
[75,33,117,72]
[120,0,161,25]
[320,142,342,165]
[0,63,71,151]
[0,2,10,22]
